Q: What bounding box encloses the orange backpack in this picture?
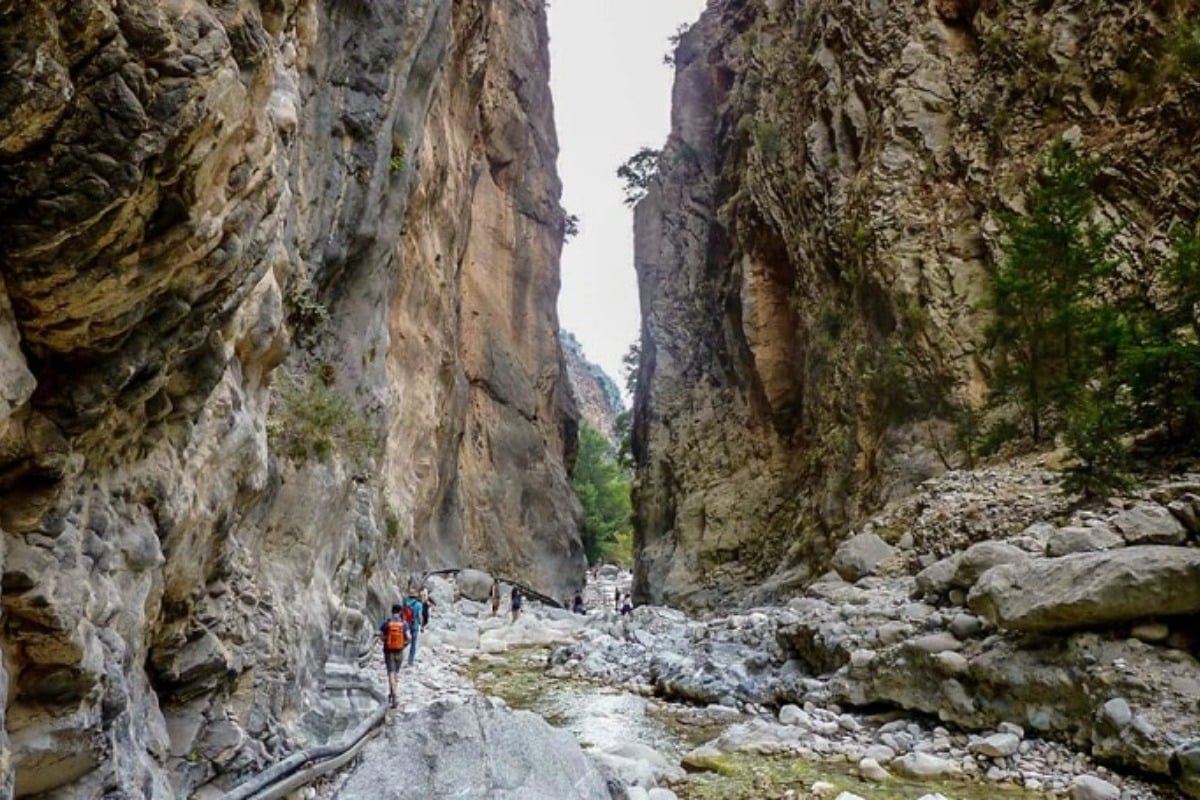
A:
[385,618,408,651]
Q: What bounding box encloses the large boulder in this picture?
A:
[1112,502,1188,546]
[968,546,1200,632]
[333,697,610,799]
[831,532,895,582]
[456,569,495,603]
[914,541,1028,598]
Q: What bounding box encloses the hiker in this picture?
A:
[572,592,584,615]
[489,580,501,616]
[419,587,432,628]
[620,594,632,615]
[404,593,424,666]
[510,585,523,622]
[379,603,410,707]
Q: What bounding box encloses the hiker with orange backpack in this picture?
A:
[379,603,410,707]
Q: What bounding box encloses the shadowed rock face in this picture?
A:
[0,0,581,795]
[631,0,1200,608]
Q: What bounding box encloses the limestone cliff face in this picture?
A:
[632,0,1200,608]
[0,0,580,796]
[561,331,625,439]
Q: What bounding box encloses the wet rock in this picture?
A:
[968,546,1200,632]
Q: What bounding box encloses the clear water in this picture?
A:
[468,647,1059,800]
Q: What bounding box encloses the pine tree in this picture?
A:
[985,138,1119,443]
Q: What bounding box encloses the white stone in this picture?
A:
[970,732,1020,758]
[858,757,889,782]
[1069,774,1120,800]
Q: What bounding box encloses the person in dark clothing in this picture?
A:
[572,592,584,614]
[510,585,523,622]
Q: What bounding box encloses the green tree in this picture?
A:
[617,148,661,207]
[985,138,1120,443]
[572,424,633,565]
[1120,222,1200,444]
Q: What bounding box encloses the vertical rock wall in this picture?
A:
[0,0,581,795]
[632,0,1200,608]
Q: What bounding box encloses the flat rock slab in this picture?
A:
[968,545,1200,633]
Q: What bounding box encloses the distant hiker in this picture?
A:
[614,590,621,612]
[419,587,432,628]
[572,592,584,615]
[404,594,424,666]
[620,594,632,616]
[490,580,501,616]
[379,604,410,707]
[510,585,523,622]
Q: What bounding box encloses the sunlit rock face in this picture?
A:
[632,0,1200,608]
[0,0,581,795]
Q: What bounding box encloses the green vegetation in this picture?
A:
[984,138,1118,445]
[617,148,661,207]
[562,211,580,242]
[572,423,633,565]
[982,137,1200,495]
[268,369,379,466]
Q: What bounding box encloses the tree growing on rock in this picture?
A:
[617,148,661,207]
[984,137,1120,445]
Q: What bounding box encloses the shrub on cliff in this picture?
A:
[268,369,379,466]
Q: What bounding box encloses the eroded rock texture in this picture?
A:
[632,0,1200,608]
[0,0,581,795]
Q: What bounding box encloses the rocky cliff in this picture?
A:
[560,330,625,439]
[632,0,1200,607]
[0,0,582,796]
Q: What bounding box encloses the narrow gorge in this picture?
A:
[1,0,582,795]
[2,0,1199,798]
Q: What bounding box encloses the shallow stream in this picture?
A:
[467,646,1055,800]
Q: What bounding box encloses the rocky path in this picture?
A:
[304,540,1190,799]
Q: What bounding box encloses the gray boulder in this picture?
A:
[968,546,1200,632]
[1169,494,1200,535]
[1045,525,1123,557]
[914,541,1028,598]
[455,569,495,602]
[1069,775,1120,800]
[1172,740,1200,798]
[1112,502,1188,545]
[333,697,610,799]
[832,532,896,582]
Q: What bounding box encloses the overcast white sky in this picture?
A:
[548,0,708,399]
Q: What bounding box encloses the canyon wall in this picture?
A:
[561,330,625,440]
[0,0,581,795]
[632,0,1200,608]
